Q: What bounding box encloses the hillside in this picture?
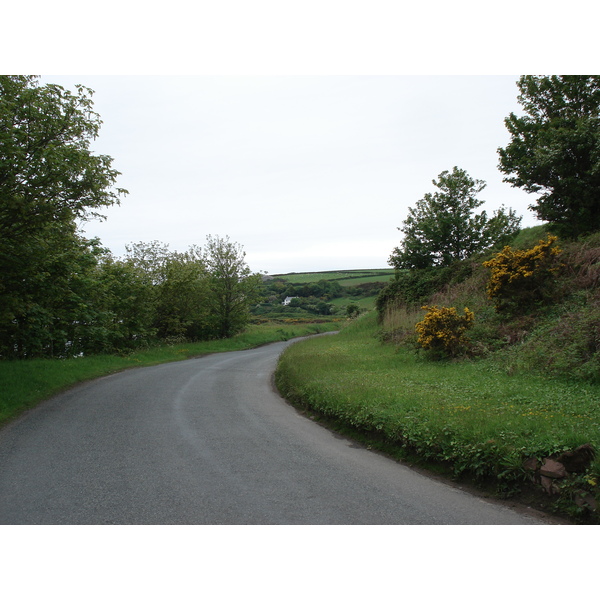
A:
[380,225,600,383]
[269,269,394,285]
[275,227,600,522]
[253,269,395,321]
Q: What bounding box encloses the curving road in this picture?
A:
[0,337,553,524]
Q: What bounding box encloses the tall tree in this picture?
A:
[0,75,127,358]
[498,75,600,238]
[0,76,126,241]
[122,241,212,341]
[203,235,262,338]
[389,167,521,270]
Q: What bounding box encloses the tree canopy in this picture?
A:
[0,75,128,358]
[498,75,600,238]
[389,167,521,270]
[0,76,261,358]
[203,235,263,338]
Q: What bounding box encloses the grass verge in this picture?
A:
[0,321,340,428]
[275,311,600,522]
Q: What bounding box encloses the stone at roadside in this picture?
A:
[555,443,596,473]
[540,458,567,479]
[539,475,560,495]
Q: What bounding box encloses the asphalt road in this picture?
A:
[0,337,553,524]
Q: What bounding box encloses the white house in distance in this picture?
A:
[282,296,299,306]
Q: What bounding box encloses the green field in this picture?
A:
[271,269,394,285]
[329,296,377,310]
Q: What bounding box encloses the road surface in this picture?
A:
[0,337,553,524]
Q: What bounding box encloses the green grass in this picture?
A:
[273,269,394,284]
[275,311,600,519]
[336,274,394,287]
[0,321,341,427]
[329,296,377,310]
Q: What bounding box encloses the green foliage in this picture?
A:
[0,321,341,427]
[203,235,263,338]
[389,166,521,270]
[376,260,476,317]
[123,241,212,342]
[0,76,127,232]
[275,311,600,517]
[498,75,600,238]
[0,73,262,357]
[482,235,563,314]
[415,305,475,358]
[0,75,127,358]
[346,304,361,319]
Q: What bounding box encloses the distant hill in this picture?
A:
[269,269,395,286]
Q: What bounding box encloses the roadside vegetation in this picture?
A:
[0,321,339,427]
[276,228,600,522]
[277,76,600,523]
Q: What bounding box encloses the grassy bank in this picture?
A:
[0,321,340,427]
[275,311,600,521]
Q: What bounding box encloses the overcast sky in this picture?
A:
[40,74,541,275]
[8,1,593,276]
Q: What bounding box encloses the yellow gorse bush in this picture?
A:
[482,235,562,312]
[415,305,475,357]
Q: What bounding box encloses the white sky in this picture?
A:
[37,74,539,275]
[2,1,586,276]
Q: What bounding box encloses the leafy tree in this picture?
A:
[346,304,361,319]
[389,167,521,270]
[0,76,126,251]
[0,75,127,358]
[203,235,262,338]
[124,240,172,286]
[93,254,157,352]
[123,241,211,342]
[498,75,600,238]
[0,223,109,358]
[154,248,210,341]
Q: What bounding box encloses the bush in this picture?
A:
[346,304,361,319]
[376,262,475,317]
[482,235,563,314]
[415,305,475,358]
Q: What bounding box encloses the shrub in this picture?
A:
[415,305,475,358]
[376,261,475,317]
[346,304,361,319]
[482,235,563,314]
